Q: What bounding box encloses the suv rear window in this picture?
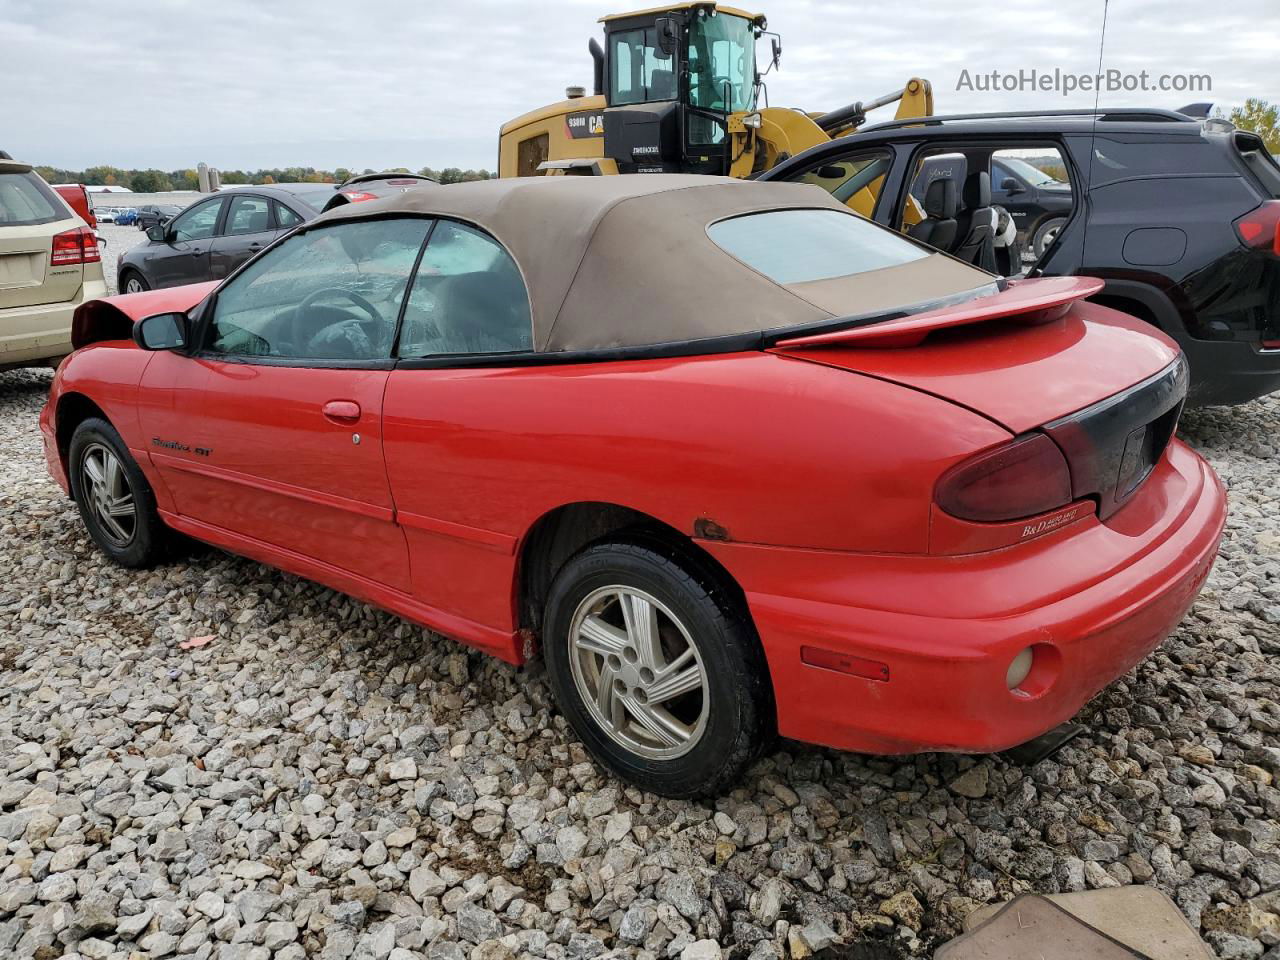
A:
[707,208,928,285]
[0,172,64,226]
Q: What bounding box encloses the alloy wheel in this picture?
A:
[1036,223,1063,257]
[80,442,136,547]
[567,585,709,760]
[124,276,145,294]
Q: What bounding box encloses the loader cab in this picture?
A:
[600,3,766,174]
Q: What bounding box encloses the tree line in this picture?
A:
[1228,98,1279,153]
[29,165,496,192]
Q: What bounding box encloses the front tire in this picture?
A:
[68,418,171,568]
[543,541,771,797]
[120,270,149,294]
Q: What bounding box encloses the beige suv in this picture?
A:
[0,158,106,372]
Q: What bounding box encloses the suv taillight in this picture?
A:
[50,226,100,266]
[1234,200,1280,257]
[936,433,1073,523]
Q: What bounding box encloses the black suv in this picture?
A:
[135,203,183,232]
[762,109,1280,406]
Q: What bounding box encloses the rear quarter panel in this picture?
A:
[382,351,1010,631]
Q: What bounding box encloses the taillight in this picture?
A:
[50,226,100,266]
[936,433,1072,523]
[340,190,379,203]
[1234,200,1280,257]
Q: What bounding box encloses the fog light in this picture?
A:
[1005,643,1061,698]
[1006,647,1034,690]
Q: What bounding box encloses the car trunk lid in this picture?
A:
[770,277,1179,434]
[0,218,86,310]
[771,276,1187,520]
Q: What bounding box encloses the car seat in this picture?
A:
[950,171,997,272]
[906,178,958,251]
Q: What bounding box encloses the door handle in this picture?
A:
[322,400,362,424]
[248,242,263,249]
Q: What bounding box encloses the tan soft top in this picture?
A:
[319,175,988,354]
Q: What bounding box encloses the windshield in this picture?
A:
[1000,156,1062,187]
[687,13,756,114]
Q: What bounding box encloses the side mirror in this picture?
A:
[1002,178,1025,195]
[133,312,189,351]
[771,36,781,68]
[655,16,678,57]
[815,164,847,179]
[147,225,166,242]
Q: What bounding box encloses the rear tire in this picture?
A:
[1033,217,1066,258]
[68,418,172,568]
[543,541,771,798]
[120,270,149,295]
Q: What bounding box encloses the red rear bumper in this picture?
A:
[706,439,1225,755]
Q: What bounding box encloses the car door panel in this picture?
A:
[141,216,436,592]
[380,220,536,647]
[209,195,275,280]
[142,357,410,591]
[146,197,223,288]
[208,231,273,280]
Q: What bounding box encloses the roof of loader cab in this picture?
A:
[598,4,763,23]
[318,174,993,355]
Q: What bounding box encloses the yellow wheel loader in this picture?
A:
[498,2,933,187]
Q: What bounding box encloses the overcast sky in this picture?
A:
[2,0,1275,173]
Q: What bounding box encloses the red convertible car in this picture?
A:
[42,176,1226,796]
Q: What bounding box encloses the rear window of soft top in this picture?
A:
[0,171,65,227]
[707,208,929,284]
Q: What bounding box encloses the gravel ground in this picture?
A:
[0,367,1277,960]
[97,223,149,295]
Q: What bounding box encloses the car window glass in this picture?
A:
[0,172,63,226]
[399,221,532,357]
[207,217,431,362]
[169,198,225,241]
[795,151,893,218]
[708,208,929,285]
[1088,136,1228,184]
[225,196,272,236]
[274,202,303,229]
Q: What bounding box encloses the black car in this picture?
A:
[117,177,439,295]
[762,108,1280,406]
[134,203,184,231]
[117,184,337,294]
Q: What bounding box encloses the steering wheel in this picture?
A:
[290,287,383,355]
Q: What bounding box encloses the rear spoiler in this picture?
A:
[773,276,1105,349]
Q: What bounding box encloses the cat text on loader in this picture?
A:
[498,2,932,181]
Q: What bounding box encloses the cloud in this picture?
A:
[1,0,1275,171]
